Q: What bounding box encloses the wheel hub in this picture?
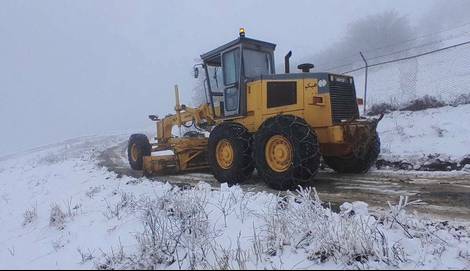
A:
[216,139,234,169]
[265,135,293,173]
[130,144,139,162]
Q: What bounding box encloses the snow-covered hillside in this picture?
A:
[1,135,470,269]
[377,104,470,170]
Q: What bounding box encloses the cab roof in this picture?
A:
[200,36,276,66]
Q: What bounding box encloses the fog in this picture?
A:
[0,0,465,155]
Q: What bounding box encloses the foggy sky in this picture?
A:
[0,0,460,155]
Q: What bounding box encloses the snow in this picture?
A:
[340,201,369,216]
[377,104,470,165]
[1,136,470,269]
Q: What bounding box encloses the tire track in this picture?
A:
[98,141,470,221]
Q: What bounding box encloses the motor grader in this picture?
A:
[128,29,382,190]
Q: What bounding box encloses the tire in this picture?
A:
[208,123,254,185]
[128,134,152,170]
[254,115,320,190]
[323,131,380,173]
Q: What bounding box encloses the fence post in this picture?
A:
[359,52,368,115]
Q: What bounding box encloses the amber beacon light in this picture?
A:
[239,27,246,37]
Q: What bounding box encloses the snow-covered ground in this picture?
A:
[1,135,470,269]
[377,104,470,170]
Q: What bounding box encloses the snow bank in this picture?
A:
[96,186,470,270]
[377,104,470,170]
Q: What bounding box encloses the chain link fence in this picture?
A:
[327,40,470,113]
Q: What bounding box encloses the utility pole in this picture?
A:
[359,52,368,115]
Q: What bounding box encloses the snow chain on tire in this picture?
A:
[323,131,380,174]
[208,122,255,185]
[254,115,320,190]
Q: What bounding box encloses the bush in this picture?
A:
[367,103,398,116]
[49,204,66,230]
[367,94,470,115]
[22,205,38,226]
[103,192,136,220]
[450,93,470,106]
[400,95,446,111]
[95,186,469,269]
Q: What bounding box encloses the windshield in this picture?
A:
[243,49,272,78]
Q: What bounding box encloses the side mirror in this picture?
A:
[194,67,199,78]
[148,115,159,121]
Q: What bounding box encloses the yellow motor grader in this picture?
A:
[128,29,382,190]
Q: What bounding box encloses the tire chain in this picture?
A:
[256,115,320,185]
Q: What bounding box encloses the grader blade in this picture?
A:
[142,137,209,175]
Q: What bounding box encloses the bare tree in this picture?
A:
[419,0,470,35]
[344,10,415,55]
[306,10,416,71]
[416,0,470,50]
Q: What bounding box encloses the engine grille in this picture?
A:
[329,81,359,123]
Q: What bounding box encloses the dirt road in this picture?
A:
[99,141,470,222]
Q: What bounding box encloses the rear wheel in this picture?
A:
[254,115,320,190]
[323,131,380,173]
[208,123,254,185]
[128,134,152,170]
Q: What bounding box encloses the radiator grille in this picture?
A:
[329,81,359,123]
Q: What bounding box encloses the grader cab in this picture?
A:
[128,29,382,190]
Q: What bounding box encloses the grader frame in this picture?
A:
[142,86,215,175]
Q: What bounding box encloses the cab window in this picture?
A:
[243,49,272,78]
[222,48,240,85]
[224,87,239,112]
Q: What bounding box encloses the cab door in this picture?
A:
[222,48,241,116]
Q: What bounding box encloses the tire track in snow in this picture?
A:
[98,141,470,221]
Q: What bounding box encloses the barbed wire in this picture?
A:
[360,20,470,55]
[340,39,470,74]
[365,33,470,62]
[324,32,470,73]
[344,35,470,112]
[322,21,470,73]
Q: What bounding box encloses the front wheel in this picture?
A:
[254,115,320,190]
[323,131,380,173]
[128,134,152,170]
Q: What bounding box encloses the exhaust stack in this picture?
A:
[285,51,292,73]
